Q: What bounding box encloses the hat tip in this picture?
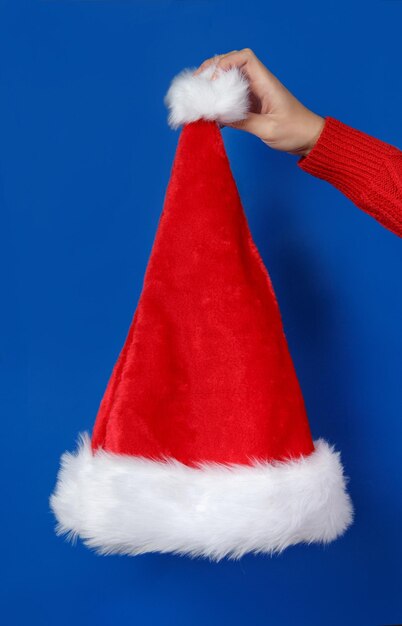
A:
[165,65,250,129]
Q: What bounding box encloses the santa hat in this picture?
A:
[50,65,353,560]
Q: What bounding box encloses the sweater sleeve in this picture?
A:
[298,117,402,238]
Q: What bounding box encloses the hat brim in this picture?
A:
[50,434,353,561]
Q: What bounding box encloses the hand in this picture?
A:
[194,49,325,157]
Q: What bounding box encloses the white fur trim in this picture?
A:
[165,65,250,129]
[50,435,353,560]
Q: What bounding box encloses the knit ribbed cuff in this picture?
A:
[298,117,402,237]
[298,117,398,206]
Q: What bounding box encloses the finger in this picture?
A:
[193,54,223,75]
[227,112,268,139]
[211,48,255,79]
[194,50,238,75]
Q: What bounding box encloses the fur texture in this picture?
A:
[50,434,353,561]
[165,65,249,129]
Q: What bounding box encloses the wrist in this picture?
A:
[301,113,325,156]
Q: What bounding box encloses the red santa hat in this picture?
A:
[50,65,353,560]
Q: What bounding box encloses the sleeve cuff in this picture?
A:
[298,117,400,207]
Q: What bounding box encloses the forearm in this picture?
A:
[298,117,402,238]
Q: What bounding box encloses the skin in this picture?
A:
[194,49,325,157]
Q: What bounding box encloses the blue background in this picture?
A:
[1,1,401,624]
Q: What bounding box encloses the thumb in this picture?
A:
[226,113,268,140]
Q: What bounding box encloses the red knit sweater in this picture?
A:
[298,117,402,238]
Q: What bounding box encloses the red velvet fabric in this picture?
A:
[92,121,314,466]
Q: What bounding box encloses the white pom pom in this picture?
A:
[165,65,250,129]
